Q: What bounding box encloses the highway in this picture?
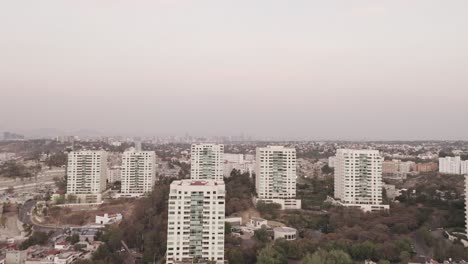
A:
[0,169,64,189]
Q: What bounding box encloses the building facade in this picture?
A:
[120,150,156,197]
[107,166,121,184]
[66,151,107,203]
[255,146,301,210]
[166,180,225,264]
[439,156,461,174]
[223,153,255,178]
[328,156,336,168]
[334,149,388,212]
[414,162,438,173]
[190,144,224,181]
[466,175,468,236]
[461,160,468,175]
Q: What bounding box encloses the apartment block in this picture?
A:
[107,166,121,183]
[439,156,461,174]
[190,144,224,181]
[461,160,468,175]
[223,153,255,178]
[66,151,107,203]
[255,146,301,210]
[414,162,438,173]
[465,175,468,236]
[334,149,388,212]
[166,180,225,264]
[120,149,156,197]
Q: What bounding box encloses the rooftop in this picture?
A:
[274,227,297,233]
[172,179,225,187]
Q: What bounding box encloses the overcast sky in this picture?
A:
[1,0,467,140]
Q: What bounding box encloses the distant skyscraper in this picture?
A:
[255,146,301,210]
[67,151,107,203]
[334,149,388,212]
[120,149,156,197]
[166,180,225,264]
[439,156,461,174]
[190,144,224,180]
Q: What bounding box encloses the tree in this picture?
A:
[66,234,80,244]
[6,186,14,194]
[20,231,49,249]
[301,249,353,264]
[256,201,281,219]
[257,244,287,264]
[350,241,378,260]
[225,222,232,235]
[378,260,391,264]
[321,165,334,174]
[399,251,411,264]
[53,176,67,192]
[254,227,270,243]
[227,248,245,264]
[225,170,255,215]
[66,194,77,204]
[45,152,68,168]
[0,216,6,228]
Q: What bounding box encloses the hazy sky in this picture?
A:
[1,0,467,140]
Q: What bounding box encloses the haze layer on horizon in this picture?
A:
[1,0,467,140]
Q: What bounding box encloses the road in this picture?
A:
[410,231,432,260]
[0,169,64,191]
[19,199,64,235]
[0,181,56,192]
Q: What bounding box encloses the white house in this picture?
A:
[225,217,242,226]
[95,213,123,225]
[249,217,268,230]
[273,227,297,241]
[54,241,71,250]
[54,252,77,264]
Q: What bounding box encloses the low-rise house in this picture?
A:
[249,218,268,230]
[78,229,98,243]
[224,217,242,226]
[95,213,122,225]
[273,227,297,241]
[53,242,70,251]
[5,250,27,264]
[53,252,78,264]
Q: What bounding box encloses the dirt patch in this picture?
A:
[0,212,21,237]
[231,207,260,225]
[43,200,137,226]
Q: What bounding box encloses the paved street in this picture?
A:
[19,199,64,235]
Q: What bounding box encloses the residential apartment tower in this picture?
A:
[334,149,388,212]
[166,180,225,264]
[120,149,156,197]
[66,151,107,203]
[190,144,224,181]
[255,146,301,209]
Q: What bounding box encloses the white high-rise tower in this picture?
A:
[334,149,388,212]
[166,180,225,264]
[465,175,468,237]
[439,156,461,174]
[66,151,107,203]
[120,149,156,197]
[255,146,301,210]
[190,144,224,181]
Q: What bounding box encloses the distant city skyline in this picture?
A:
[1,1,468,140]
